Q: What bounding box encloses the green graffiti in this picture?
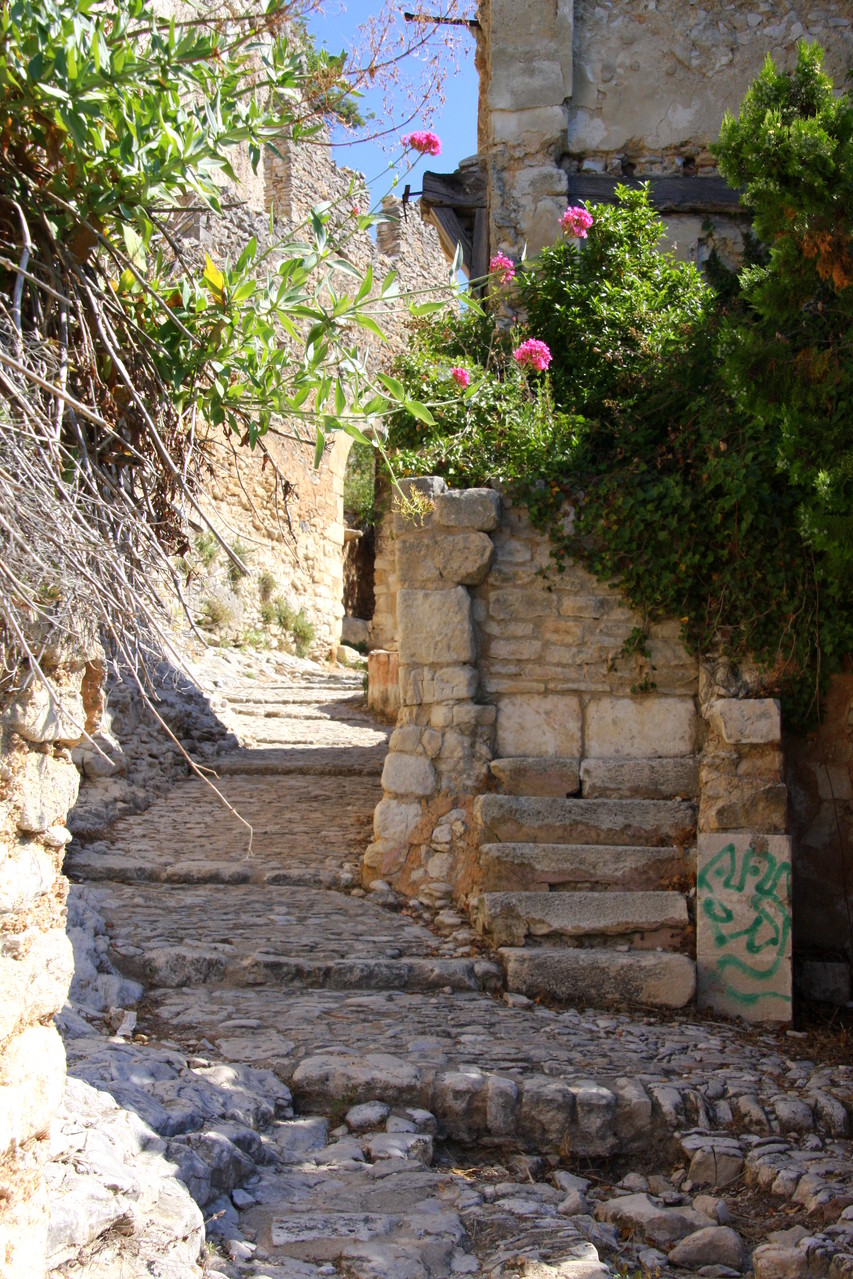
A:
[698,843,792,1005]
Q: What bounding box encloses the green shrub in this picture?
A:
[195,532,219,568]
[344,441,378,529]
[257,569,277,602]
[227,540,251,589]
[290,609,315,658]
[388,172,853,725]
[198,597,232,629]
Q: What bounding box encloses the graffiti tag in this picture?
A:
[697,842,792,1006]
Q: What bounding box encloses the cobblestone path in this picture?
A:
[51,656,853,1279]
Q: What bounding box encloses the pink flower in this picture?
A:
[350,205,361,217]
[403,130,441,157]
[512,338,552,372]
[450,367,470,389]
[560,205,594,238]
[489,252,515,284]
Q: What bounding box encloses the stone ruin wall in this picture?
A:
[478,0,853,266]
[182,134,447,658]
[0,649,103,1276]
[365,481,791,1018]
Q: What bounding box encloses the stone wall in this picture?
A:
[178,135,448,657]
[364,481,806,1019]
[0,654,102,1277]
[364,481,701,897]
[478,0,853,263]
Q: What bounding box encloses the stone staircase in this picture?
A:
[471,755,699,1009]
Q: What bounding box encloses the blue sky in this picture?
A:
[303,2,480,212]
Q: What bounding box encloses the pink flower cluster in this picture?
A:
[450,367,470,389]
[403,130,441,156]
[560,205,594,238]
[489,252,515,284]
[512,338,552,372]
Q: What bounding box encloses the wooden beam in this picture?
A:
[421,167,486,213]
[566,173,744,214]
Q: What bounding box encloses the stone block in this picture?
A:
[489,757,580,797]
[434,533,494,585]
[433,665,478,702]
[478,889,689,949]
[585,696,697,758]
[367,650,399,720]
[340,616,369,647]
[580,757,699,799]
[392,476,447,533]
[0,1024,66,1151]
[700,783,788,834]
[697,833,792,1023]
[488,52,569,112]
[0,842,56,915]
[381,752,436,798]
[373,798,422,844]
[502,947,696,1011]
[496,694,582,758]
[3,678,85,745]
[16,751,80,833]
[397,588,475,666]
[708,698,781,744]
[433,489,500,532]
[490,105,568,147]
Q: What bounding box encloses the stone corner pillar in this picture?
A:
[363,482,500,908]
[697,683,791,1023]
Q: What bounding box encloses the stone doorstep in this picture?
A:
[489,756,581,797]
[478,842,692,893]
[288,1055,664,1157]
[500,946,697,1010]
[579,756,700,800]
[475,794,697,847]
[239,955,489,994]
[474,889,691,950]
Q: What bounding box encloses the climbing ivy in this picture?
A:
[387,59,853,728]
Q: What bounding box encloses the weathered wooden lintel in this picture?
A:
[566,173,745,214]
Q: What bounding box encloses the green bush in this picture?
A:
[388,168,853,724]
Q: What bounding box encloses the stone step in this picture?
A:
[474,890,691,949]
[475,794,696,847]
[479,842,693,893]
[580,757,699,800]
[488,757,580,797]
[501,946,697,1010]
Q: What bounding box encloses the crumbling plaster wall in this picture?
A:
[478,0,853,262]
[0,652,102,1277]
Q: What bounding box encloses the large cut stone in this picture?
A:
[697,833,792,1024]
[291,1053,425,1109]
[433,488,500,531]
[479,842,690,893]
[475,890,690,949]
[397,533,494,586]
[496,696,582,758]
[489,757,580,797]
[475,794,696,846]
[397,588,475,666]
[580,757,699,799]
[708,698,781,744]
[381,752,436,798]
[585,697,697,758]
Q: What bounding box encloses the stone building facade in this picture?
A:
[474,0,853,265]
